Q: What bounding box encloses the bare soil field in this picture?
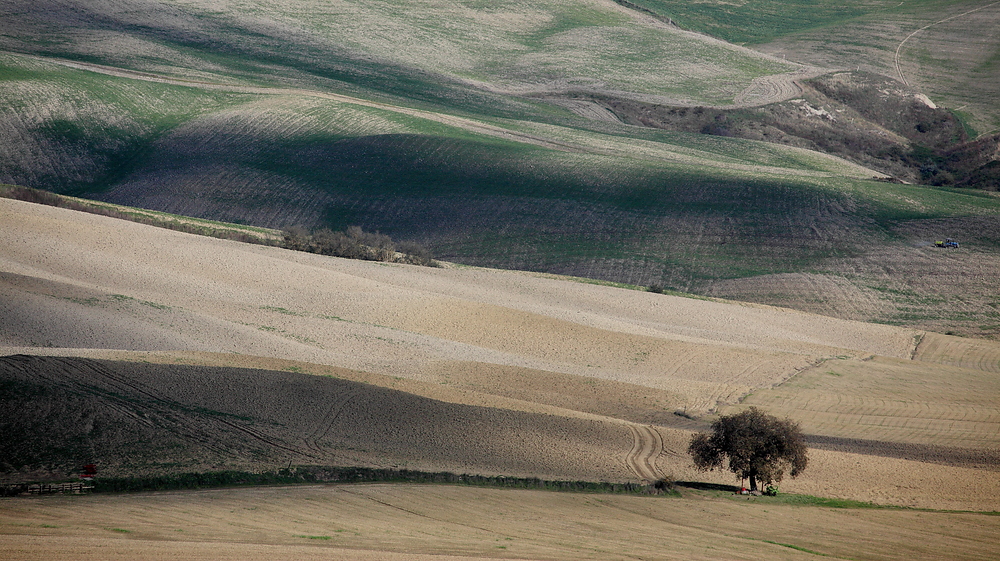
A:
[0,354,633,481]
[729,353,1000,451]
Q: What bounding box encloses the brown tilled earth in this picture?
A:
[2,198,999,559]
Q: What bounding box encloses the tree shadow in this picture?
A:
[674,481,741,493]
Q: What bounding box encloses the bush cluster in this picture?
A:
[283,226,435,266]
[1,185,439,265]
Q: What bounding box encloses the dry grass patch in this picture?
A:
[915,332,1000,373]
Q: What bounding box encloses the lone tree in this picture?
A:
[688,407,808,492]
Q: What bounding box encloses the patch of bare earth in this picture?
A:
[755,2,1000,134]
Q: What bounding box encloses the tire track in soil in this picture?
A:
[84,360,319,460]
[626,424,664,481]
[913,333,1000,373]
[3,356,238,459]
[81,360,317,459]
[731,68,824,107]
[339,488,519,539]
[304,388,360,454]
[8,356,319,461]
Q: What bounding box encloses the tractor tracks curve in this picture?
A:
[15,356,320,461]
[625,424,664,482]
[83,359,320,461]
[731,67,826,107]
[304,388,360,454]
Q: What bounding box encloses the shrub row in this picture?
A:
[90,466,675,496]
[0,186,271,244]
[0,185,437,265]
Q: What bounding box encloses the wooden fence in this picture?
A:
[1,482,93,496]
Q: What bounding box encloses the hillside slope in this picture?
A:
[624,1,1000,135]
[2,2,998,336]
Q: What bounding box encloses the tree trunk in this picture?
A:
[748,474,758,492]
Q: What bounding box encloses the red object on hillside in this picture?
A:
[80,464,97,480]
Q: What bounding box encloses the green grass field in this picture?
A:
[624,0,888,44]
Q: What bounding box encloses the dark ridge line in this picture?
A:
[804,434,1000,471]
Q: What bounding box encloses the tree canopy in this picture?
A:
[688,407,808,492]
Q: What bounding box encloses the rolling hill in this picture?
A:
[628,0,1000,135]
[2,195,999,559]
[1,1,998,336]
[2,2,1000,558]
[3,197,999,503]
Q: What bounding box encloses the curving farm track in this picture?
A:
[625,424,664,481]
[732,68,826,107]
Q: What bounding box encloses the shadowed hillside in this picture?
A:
[0,355,630,481]
[2,4,998,560]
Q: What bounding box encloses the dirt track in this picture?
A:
[625,424,665,481]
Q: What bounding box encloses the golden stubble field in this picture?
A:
[3,484,999,561]
[2,197,999,558]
